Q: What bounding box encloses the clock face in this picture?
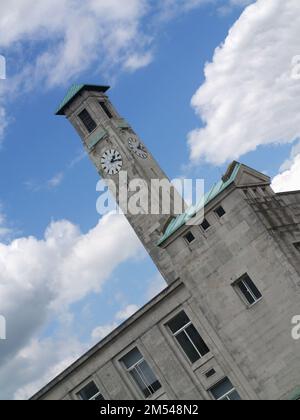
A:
[101,149,123,175]
[128,137,148,159]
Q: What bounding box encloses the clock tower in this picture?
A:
[56,84,182,284]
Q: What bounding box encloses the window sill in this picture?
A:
[245,297,263,309]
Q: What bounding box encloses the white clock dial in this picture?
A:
[101,149,123,175]
[128,137,148,159]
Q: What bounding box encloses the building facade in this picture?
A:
[32,85,300,401]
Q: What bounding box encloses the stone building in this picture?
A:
[32,85,300,401]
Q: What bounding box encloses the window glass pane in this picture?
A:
[138,361,161,393]
[228,390,241,401]
[130,369,151,398]
[215,206,226,218]
[78,382,99,400]
[244,276,262,300]
[130,361,161,398]
[211,378,239,400]
[185,232,195,243]
[78,109,97,133]
[122,348,143,369]
[100,101,113,119]
[201,219,211,231]
[168,311,190,334]
[186,324,210,357]
[238,281,255,305]
[176,331,200,364]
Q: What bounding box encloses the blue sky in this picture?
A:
[0,0,300,399]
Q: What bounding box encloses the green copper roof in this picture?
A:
[158,162,241,246]
[289,387,300,400]
[56,84,110,115]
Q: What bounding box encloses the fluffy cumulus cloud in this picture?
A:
[0,0,250,138]
[0,213,142,399]
[188,0,300,166]
[272,142,300,192]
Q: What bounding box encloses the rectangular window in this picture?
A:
[78,109,97,133]
[215,206,226,218]
[77,381,105,401]
[121,348,161,398]
[167,311,209,364]
[235,274,262,306]
[99,101,113,119]
[210,378,241,400]
[184,232,195,244]
[201,219,211,231]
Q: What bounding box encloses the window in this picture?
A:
[167,311,209,364]
[78,109,97,133]
[201,219,211,231]
[121,348,161,398]
[210,378,241,400]
[205,369,216,379]
[77,381,105,401]
[293,242,300,252]
[215,206,226,218]
[235,274,262,306]
[99,101,113,119]
[184,232,195,244]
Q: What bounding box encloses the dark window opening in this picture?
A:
[100,101,113,119]
[78,109,97,133]
[293,242,300,252]
[184,232,195,244]
[201,219,211,231]
[235,274,262,306]
[205,369,216,379]
[77,381,105,401]
[210,378,241,401]
[167,311,209,364]
[215,206,226,218]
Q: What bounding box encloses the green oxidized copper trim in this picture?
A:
[157,162,241,246]
[56,84,110,116]
[289,386,300,400]
[86,127,108,150]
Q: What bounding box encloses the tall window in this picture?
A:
[167,311,209,364]
[121,348,161,398]
[235,274,262,306]
[78,109,97,133]
[210,378,241,400]
[99,101,113,119]
[77,381,105,401]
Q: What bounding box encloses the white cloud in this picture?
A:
[0,213,142,399]
[91,304,140,342]
[188,0,300,165]
[116,304,140,321]
[272,152,300,193]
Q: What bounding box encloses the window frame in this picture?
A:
[200,218,211,232]
[76,380,105,401]
[167,311,210,365]
[209,377,241,401]
[184,231,196,245]
[121,347,162,399]
[234,274,262,307]
[214,205,226,219]
[78,108,97,134]
[99,101,114,119]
